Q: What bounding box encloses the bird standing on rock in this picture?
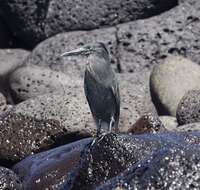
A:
[61,42,120,135]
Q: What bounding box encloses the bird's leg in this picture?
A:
[97,119,102,137]
[109,116,115,132]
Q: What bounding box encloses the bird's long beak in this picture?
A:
[60,47,88,57]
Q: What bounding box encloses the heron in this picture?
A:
[61,42,120,135]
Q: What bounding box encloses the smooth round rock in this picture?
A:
[176,90,200,125]
[13,138,92,190]
[0,111,81,167]
[159,116,178,131]
[150,56,200,116]
[0,166,23,190]
[9,65,82,102]
[0,0,177,47]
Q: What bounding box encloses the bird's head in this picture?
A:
[60,42,109,58]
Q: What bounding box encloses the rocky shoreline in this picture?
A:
[0,0,200,189]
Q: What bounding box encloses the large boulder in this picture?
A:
[0,111,85,167]
[150,56,200,116]
[13,138,92,190]
[117,0,200,73]
[0,0,177,47]
[23,27,118,76]
[61,132,200,190]
[13,72,156,133]
[9,65,82,102]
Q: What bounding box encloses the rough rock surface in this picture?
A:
[61,132,200,190]
[13,91,96,137]
[128,112,166,134]
[176,90,200,125]
[0,0,177,47]
[150,56,200,116]
[176,122,200,132]
[159,116,178,131]
[0,49,30,103]
[9,65,82,102]
[0,166,23,190]
[23,27,118,75]
[0,111,84,167]
[97,147,200,190]
[13,72,156,133]
[13,138,92,190]
[117,0,200,73]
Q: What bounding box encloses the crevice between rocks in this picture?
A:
[114,26,122,74]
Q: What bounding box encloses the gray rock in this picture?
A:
[24,27,118,76]
[117,0,200,73]
[13,72,156,134]
[13,91,96,137]
[0,111,84,167]
[159,116,178,131]
[150,56,200,116]
[118,72,157,132]
[9,65,82,102]
[97,147,200,190]
[176,122,200,132]
[176,90,200,125]
[0,49,30,103]
[61,132,200,190]
[0,92,7,112]
[0,166,23,189]
[0,0,177,47]
[13,138,92,190]
[0,49,29,78]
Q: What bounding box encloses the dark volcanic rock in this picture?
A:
[61,132,200,190]
[0,0,177,47]
[97,147,200,190]
[176,90,200,125]
[150,56,200,116]
[117,0,200,73]
[13,138,92,190]
[0,111,85,167]
[23,28,118,76]
[128,112,166,134]
[9,65,82,102]
[0,18,12,48]
[0,166,23,189]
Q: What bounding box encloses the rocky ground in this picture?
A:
[0,0,200,189]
